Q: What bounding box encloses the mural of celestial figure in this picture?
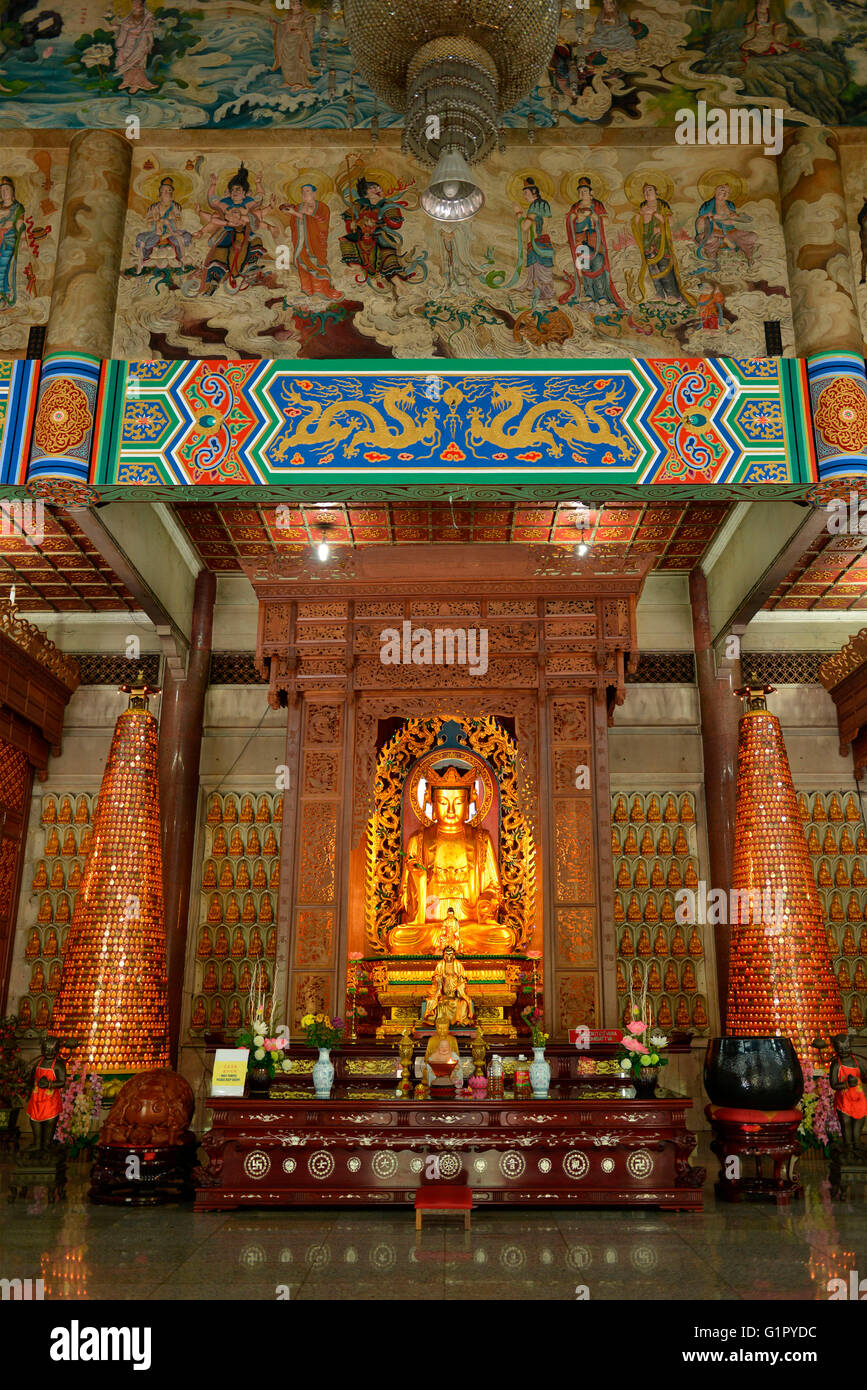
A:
[560,176,626,310]
[695,183,758,270]
[741,0,789,55]
[589,0,637,57]
[279,182,340,298]
[339,176,417,292]
[0,176,25,310]
[270,0,316,90]
[107,0,157,94]
[632,183,695,306]
[514,177,555,302]
[135,176,192,272]
[694,280,726,331]
[196,163,267,296]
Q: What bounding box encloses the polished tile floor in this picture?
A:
[0,1143,864,1301]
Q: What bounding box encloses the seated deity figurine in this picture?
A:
[424,1015,462,1085]
[433,907,462,955]
[393,764,513,955]
[423,945,474,1028]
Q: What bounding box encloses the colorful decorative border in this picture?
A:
[0,354,841,497]
[96,358,806,490]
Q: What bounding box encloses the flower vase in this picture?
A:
[247,1063,271,1098]
[312,1047,334,1099]
[633,1066,659,1099]
[529,1045,550,1099]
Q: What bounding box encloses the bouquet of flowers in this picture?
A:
[617,966,669,1080]
[617,1017,669,1080]
[800,1059,841,1154]
[521,1005,549,1047]
[0,1015,28,1110]
[301,1013,344,1050]
[237,974,291,1080]
[55,1067,103,1156]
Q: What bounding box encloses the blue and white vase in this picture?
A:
[312,1047,334,1098]
[529,1045,550,1099]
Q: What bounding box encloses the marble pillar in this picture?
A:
[781,127,867,479]
[44,129,132,361]
[27,131,132,488]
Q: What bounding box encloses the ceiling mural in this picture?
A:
[0,142,66,357]
[111,141,794,361]
[0,1,865,130]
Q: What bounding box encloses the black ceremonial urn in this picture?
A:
[704,1036,803,1110]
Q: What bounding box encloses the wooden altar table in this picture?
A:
[194,1094,704,1211]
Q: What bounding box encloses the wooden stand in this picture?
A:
[89,1136,198,1206]
[196,1094,704,1211]
[8,1147,67,1204]
[705,1104,802,1204]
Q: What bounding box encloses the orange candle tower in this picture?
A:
[51,675,169,1073]
[727,686,846,1067]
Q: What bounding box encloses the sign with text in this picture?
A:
[211,1048,249,1096]
[570,1028,621,1049]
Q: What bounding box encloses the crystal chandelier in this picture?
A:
[343,0,559,167]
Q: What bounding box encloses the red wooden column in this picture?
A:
[159,568,216,1067]
[689,567,741,1019]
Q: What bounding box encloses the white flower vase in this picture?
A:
[312,1047,334,1098]
[529,1045,550,1099]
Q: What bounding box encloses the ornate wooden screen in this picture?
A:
[248,545,650,1035]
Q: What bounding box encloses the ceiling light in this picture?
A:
[420,147,484,222]
[317,541,330,562]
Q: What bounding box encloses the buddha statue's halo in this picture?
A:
[407,751,495,826]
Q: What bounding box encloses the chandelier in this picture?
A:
[343,0,559,167]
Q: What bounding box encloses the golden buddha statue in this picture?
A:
[424,945,475,1028]
[392,765,513,955]
[424,1015,461,1072]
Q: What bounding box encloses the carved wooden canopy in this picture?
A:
[245,544,652,716]
[820,630,867,780]
[0,600,80,770]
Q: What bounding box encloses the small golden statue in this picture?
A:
[471,1026,487,1078]
[424,1015,461,1084]
[424,945,474,1027]
[398,1029,415,1096]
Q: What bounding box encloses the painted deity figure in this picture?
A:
[0,176,24,309]
[695,184,758,269]
[590,0,637,56]
[135,176,191,271]
[515,177,555,303]
[196,163,267,296]
[632,183,694,306]
[339,176,414,291]
[741,0,789,55]
[560,176,626,309]
[424,946,475,1028]
[393,765,510,955]
[107,0,157,94]
[279,182,340,298]
[270,0,315,89]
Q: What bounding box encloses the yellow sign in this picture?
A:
[211,1048,249,1096]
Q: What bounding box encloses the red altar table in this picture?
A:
[194,1094,704,1211]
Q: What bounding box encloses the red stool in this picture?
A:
[705,1104,803,1204]
[415,1184,473,1231]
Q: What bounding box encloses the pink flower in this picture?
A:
[627,1020,647,1035]
[621,1037,648,1054]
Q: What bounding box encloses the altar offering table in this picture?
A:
[195,1094,704,1211]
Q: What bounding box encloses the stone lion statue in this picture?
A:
[99,1069,195,1148]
